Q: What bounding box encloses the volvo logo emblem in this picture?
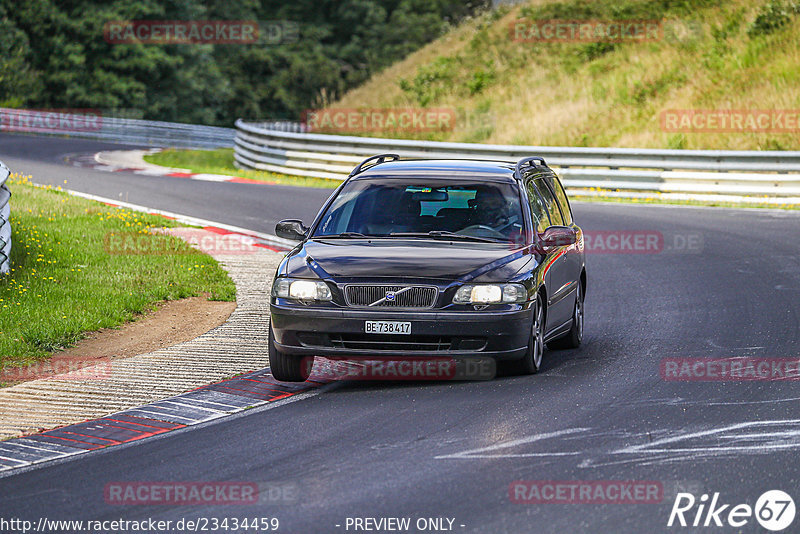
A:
[385,291,396,301]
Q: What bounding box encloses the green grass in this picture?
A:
[0,174,236,373]
[144,148,339,189]
[334,0,800,150]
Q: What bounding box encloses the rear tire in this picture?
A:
[547,282,584,350]
[505,293,544,375]
[269,325,312,382]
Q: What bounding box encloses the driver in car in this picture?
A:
[469,186,513,229]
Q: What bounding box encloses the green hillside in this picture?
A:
[333,0,800,150]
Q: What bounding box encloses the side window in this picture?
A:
[549,175,573,225]
[533,178,564,226]
[526,180,550,233]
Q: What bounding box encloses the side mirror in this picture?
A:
[539,226,577,253]
[276,219,308,241]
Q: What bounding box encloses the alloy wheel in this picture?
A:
[532,295,544,369]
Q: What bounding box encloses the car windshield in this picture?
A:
[312,179,525,243]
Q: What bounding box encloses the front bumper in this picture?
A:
[270,303,533,360]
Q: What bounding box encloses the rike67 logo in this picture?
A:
[668,490,795,531]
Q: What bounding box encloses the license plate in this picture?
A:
[365,321,411,335]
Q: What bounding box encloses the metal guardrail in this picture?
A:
[0,108,235,149]
[0,161,11,274]
[234,120,800,200]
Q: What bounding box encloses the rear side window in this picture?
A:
[533,178,564,226]
[549,175,573,225]
[526,181,550,233]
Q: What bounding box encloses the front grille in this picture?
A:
[330,334,452,351]
[344,285,437,308]
[295,332,488,352]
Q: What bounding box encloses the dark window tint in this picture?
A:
[549,175,573,225]
[533,178,564,226]
[313,179,524,241]
[526,181,550,233]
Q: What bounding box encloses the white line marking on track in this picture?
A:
[617,419,800,455]
[49,186,296,250]
[434,428,589,459]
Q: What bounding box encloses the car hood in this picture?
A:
[281,239,533,282]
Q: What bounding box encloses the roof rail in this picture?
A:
[514,156,547,179]
[349,154,400,177]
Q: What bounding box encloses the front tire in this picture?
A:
[269,325,312,382]
[548,282,584,350]
[505,293,545,375]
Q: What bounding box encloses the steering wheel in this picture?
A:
[458,225,508,239]
[495,220,519,234]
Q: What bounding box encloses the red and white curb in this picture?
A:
[0,369,331,474]
[69,150,275,186]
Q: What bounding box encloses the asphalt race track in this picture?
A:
[2,133,800,533]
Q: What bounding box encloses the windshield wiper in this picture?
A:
[389,231,502,243]
[313,232,373,239]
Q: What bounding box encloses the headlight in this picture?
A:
[272,278,332,301]
[453,283,527,304]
